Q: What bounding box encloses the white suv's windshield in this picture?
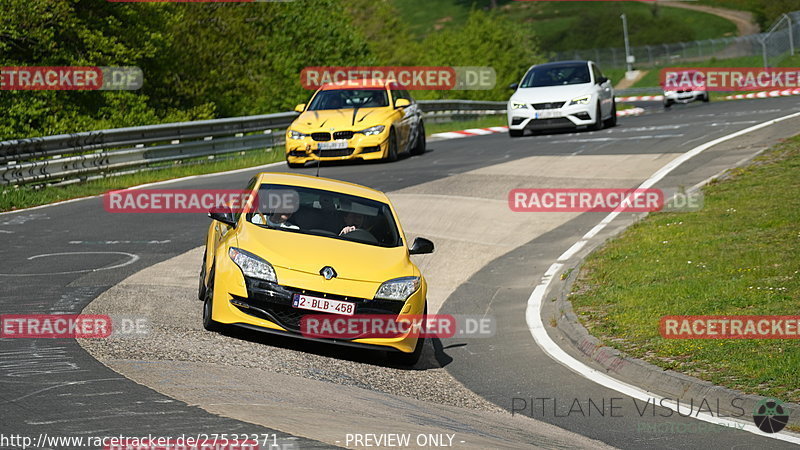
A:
[248,184,402,247]
[520,63,591,88]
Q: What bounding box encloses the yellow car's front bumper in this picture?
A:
[285,133,390,165]
[209,253,426,353]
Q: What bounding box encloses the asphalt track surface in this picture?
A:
[1,97,799,449]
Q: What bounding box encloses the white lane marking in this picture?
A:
[0,251,140,277]
[0,230,12,234]
[526,111,800,444]
[0,213,48,225]
[0,161,284,216]
[549,134,684,143]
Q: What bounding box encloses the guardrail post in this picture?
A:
[785,14,795,56]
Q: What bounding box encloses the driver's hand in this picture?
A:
[339,226,357,236]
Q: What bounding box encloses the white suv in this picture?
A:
[507,60,616,137]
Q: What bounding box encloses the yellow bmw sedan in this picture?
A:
[285,79,426,168]
[199,172,434,365]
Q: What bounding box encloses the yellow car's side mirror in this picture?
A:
[294,103,306,113]
[394,98,411,109]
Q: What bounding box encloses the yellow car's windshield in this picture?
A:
[307,89,389,111]
[248,184,402,248]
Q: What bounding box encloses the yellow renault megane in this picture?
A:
[285,79,426,168]
[199,172,434,365]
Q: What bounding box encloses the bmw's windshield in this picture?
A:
[247,184,402,248]
[520,63,591,88]
[307,89,390,111]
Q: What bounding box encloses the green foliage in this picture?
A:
[415,10,544,100]
[0,0,543,140]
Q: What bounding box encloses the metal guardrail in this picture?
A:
[0,100,508,187]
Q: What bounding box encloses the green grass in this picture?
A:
[0,116,509,212]
[569,137,800,403]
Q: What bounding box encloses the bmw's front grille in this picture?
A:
[311,132,331,142]
[532,102,565,110]
[312,148,355,157]
[333,131,354,140]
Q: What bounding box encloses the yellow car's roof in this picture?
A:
[255,172,390,203]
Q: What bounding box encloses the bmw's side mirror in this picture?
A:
[395,98,411,109]
[409,237,434,255]
[509,82,519,90]
[597,76,609,85]
[294,103,306,113]
[208,210,237,227]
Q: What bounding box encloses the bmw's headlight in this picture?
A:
[664,90,675,95]
[511,102,528,110]
[289,130,309,140]
[229,247,277,282]
[357,125,385,136]
[374,276,420,301]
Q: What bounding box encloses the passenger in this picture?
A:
[252,210,299,230]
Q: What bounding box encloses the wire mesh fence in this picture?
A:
[552,11,799,69]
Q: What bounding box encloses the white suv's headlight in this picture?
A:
[289,130,309,140]
[358,125,385,136]
[229,247,277,282]
[511,102,528,110]
[569,95,591,106]
[374,276,420,301]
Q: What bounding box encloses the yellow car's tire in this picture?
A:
[202,265,223,332]
[286,159,305,169]
[386,128,398,162]
[410,121,426,156]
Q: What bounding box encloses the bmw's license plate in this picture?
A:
[534,110,561,119]
[317,139,348,150]
[292,294,355,316]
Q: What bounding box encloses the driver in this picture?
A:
[339,210,365,236]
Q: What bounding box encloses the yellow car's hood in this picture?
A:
[295,107,392,131]
[239,224,414,283]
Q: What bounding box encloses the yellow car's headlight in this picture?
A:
[289,130,309,140]
[511,102,528,110]
[229,247,277,283]
[357,125,386,136]
[375,276,420,301]
[569,95,591,106]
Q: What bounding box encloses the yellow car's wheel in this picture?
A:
[386,128,398,162]
[202,265,223,332]
[410,121,426,156]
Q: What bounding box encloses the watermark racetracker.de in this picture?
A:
[1,67,143,90]
[300,66,496,90]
